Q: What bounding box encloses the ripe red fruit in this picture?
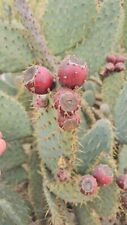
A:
[80,175,97,195]
[116,174,127,190]
[114,62,125,72]
[116,55,126,63]
[56,168,70,182]
[105,63,115,72]
[0,139,7,156]
[33,95,49,108]
[58,55,88,89]
[106,54,117,64]
[92,164,113,186]
[24,65,54,94]
[58,113,80,131]
[54,88,80,114]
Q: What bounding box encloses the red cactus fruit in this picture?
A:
[106,54,117,64]
[114,62,125,72]
[116,55,126,63]
[105,63,115,72]
[92,164,113,186]
[0,132,3,139]
[116,174,127,190]
[58,55,88,89]
[80,175,98,195]
[58,113,80,131]
[24,65,54,94]
[121,192,127,209]
[56,168,70,182]
[0,139,7,156]
[33,95,49,108]
[54,88,80,114]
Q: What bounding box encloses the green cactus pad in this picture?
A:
[123,0,127,51]
[102,72,125,114]
[0,20,34,73]
[0,91,32,141]
[0,73,18,96]
[91,183,120,217]
[28,151,44,223]
[75,205,101,225]
[118,145,127,173]
[43,165,95,204]
[75,183,119,224]
[83,90,96,106]
[1,166,27,186]
[35,104,76,174]
[0,184,31,225]
[115,82,127,144]
[0,80,17,96]
[44,186,75,225]
[77,119,113,174]
[46,179,94,204]
[0,141,27,171]
[83,80,97,93]
[42,0,96,54]
[77,110,89,138]
[74,0,123,76]
[28,0,47,25]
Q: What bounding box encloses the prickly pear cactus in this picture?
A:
[0,91,32,224]
[0,0,127,225]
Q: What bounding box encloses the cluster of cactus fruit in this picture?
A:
[23,56,127,197]
[1,0,127,225]
[100,54,126,77]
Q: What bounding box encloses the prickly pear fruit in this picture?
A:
[92,164,113,186]
[54,88,80,114]
[24,65,54,94]
[116,55,126,63]
[114,62,125,72]
[106,54,117,64]
[80,175,98,195]
[0,139,7,156]
[33,95,49,108]
[58,55,88,89]
[56,168,70,182]
[105,63,115,72]
[58,113,80,131]
[116,174,127,190]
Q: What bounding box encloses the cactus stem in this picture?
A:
[14,0,58,72]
